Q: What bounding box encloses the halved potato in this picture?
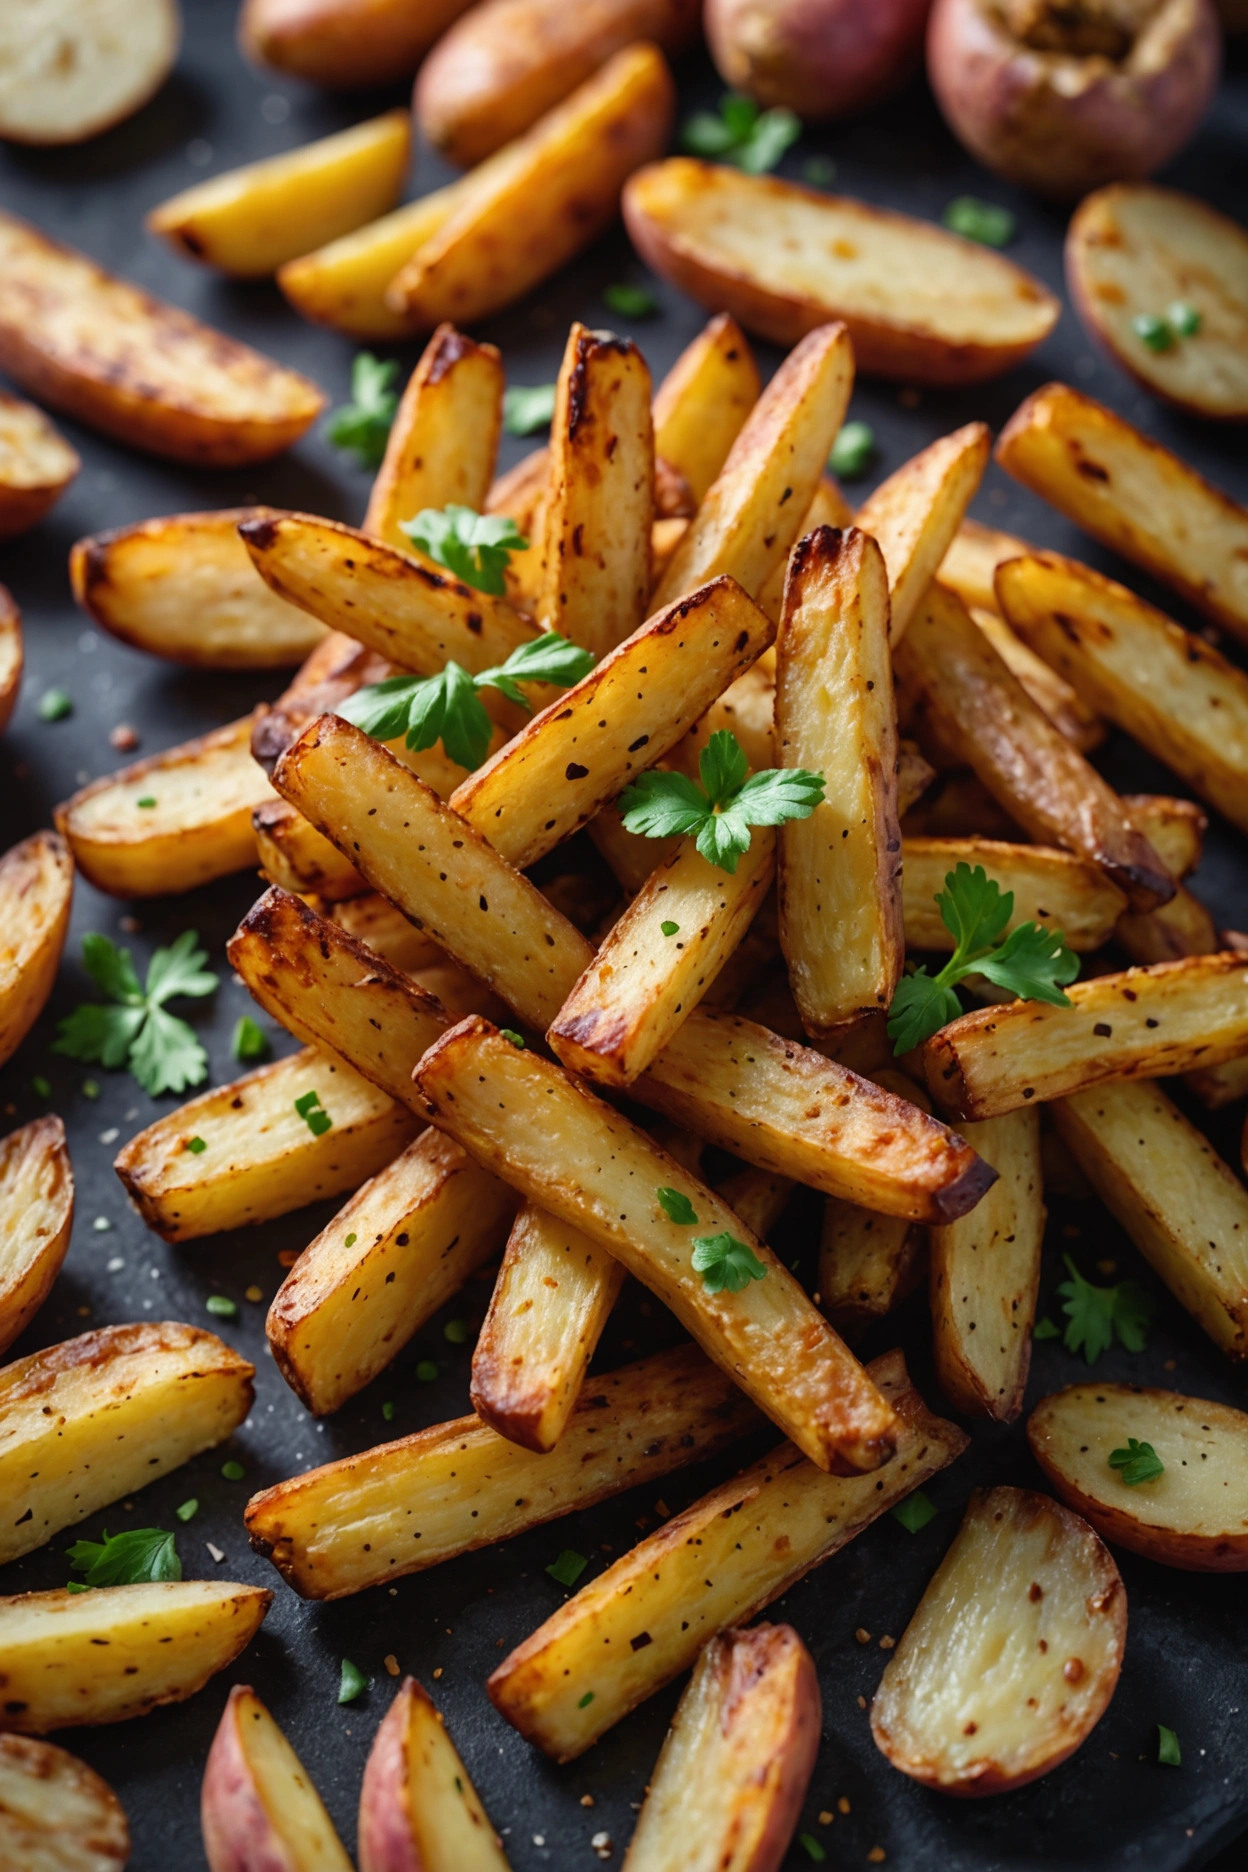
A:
[0,0,178,147]
[201,1685,351,1872]
[870,1487,1126,1796]
[0,1582,271,1735]
[855,422,990,644]
[358,1677,508,1872]
[71,509,328,670]
[364,324,503,551]
[623,161,1060,385]
[1066,184,1248,422]
[0,831,73,1067]
[1029,1383,1248,1571]
[0,1116,73,1359]
[0,1733,129,1870]
[240,0,472,87]
[0,390,79,540]
[0,583,20,732]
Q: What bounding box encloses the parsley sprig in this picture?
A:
[67,1527,180,1591]
[682,93,800,174]
[1109,1437,1164,1486]
[887,864,1078,1054]
[1057,1255,1156,1363]
[503,382,557,436]
[326,352,399,468]
[402,505,528,596]
[692,1231,768,1294]
[53,931,217,1096]
[340,632,595,772]
[619,730,824,875]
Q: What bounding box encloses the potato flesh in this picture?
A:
[253,799,366,900]
[0,0,177,148]
[364,325,503,551]
[0,587,20,730]
[651,311,759,504]
[374,1680,509,1872]
[0,832,73,1068]
[971,609,1105,752]
[0,1116,73,1359]
[0,1734,129,1872]
[819,1201,925,1332]
[245,1344,760,1599]
[903,838,1125,953]
[220,1690,351,1871]
[328,895,446,975]
[855,423,989,645]
[0,389,78,490]
[938,518,1032,616]
[277,186,473,341]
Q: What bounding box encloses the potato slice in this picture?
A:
[856,423,990,645]
[358,1676,507,1872]
[1052,1077,1248,1358]
[970,608,1105,754]
[1066,184,1248,422]
[0,831,73,1068]
[0,1116,73,1360]
[239,0,472,87]
[870,1487,1125,1795]
[115,1046,417,1243]
[150,109,410,277]
[489,1350,967,1760]
[0,390,79,540]
[253,799,367,901]
[364,324,503,552]
[71,509,327,670]
[623,161,1059,384]
[0,583,20,732]
[0,211,323,464]
[0,1581,271,1735]
[201,1684,351,1872]
[0,0,178,147]
[246,1344,759,1600]
[820,1200,926,1336]
[652,311,759,504]
[0,1321,254,1564]
[1029,1383,1248,1571]
[903,838,1126,954]
[995,382,1248,643]
[938,517,1031,617]
[0,1733,129,1871]
[930,1109,1044,1422]
[621,1623,818,1872]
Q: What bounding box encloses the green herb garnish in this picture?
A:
[657,1186,698,1226]
[618,730,824,876]
[1166,301,1201,337]
[547,1549,588,1588]
[1109,1437,1164,1486]
[691,1231,766,1295]
[682,93,800,174]
[295,1089,333,1137]
[503,382,557,436]
[604,282,658,318]
[32,1075,51,1099]
[402,504,528,596]
[67,1527,180,1588]
[803,155,836,187]
[326,352,399,468]
[38,687,72,722]
[175,1499,198,1523]
[943,196,1015,247]
[891,1489,938,1533]
[221,1460,245,1482]
[416,1360,438,1382]
[828,420,875,480]
[444,1318,469,1345]
[499,1029,526,1049]
[206,1294,238,1320]
[799,1837,827,1864]
[660,920,680,937]
[1033,1316,1061,1341]
[1132,312,1174,353]
[382,1401,396,1422]
[1057,1255,1155,1363]
[1158,1725,1181,1767]
[232,1015,268,1063]
[338,1659,368,1704]
[186,1135,207,1155]
[53,930,217,1096]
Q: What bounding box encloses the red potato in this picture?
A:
[358,1677,509,1872]
[201,1684,352,1872]
[0,1115,73,1360]
[0,584,22,733]
[926,0,1222,200]
[708,0,934,119]
[0,1733,129,1871]
[240,0,474,88]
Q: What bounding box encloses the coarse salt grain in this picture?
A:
[206,1542,225,1563]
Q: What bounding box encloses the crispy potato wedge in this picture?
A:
[252,626,391,772]
[268,1126,517,1416]
[588,799,678,894]
[1029,1383,1248,1571]
[202,1685,351,1872]
[898,740,937,816]
[56,718,273,897]
[359,1676,507,1872]
[253,798,367,901]
[903,838,1126,953]
[623,161,1059,384]
[938,517,1030,617]
[0,831,73,1067]
[247,1344,759,1599]
[1066,184,1248,422]
[388,45,674,329]
[652,311,759,505]
[0,390,79,540]
[923,953,1248,1124]
[240,0,472,87]
[0,1117,73,1360]
[776,527,902,1038]
[364,325,503,552]
[414,1016,899,1474]
[71,509,328,670]
[622,1623,818,1872]
[970,607,1105,754]
[488,1350,967,1759]
[0,1582,271,1736]
[1116,880,1219,967]
[150,109,410,278]
[1124,795,1204,880]
[0,210,323,465]
[1186,1052,1248,1109]
[755,476,853,627]
[999,551,1248,837]
[856,423,990,645]
[326,893,445,976]
[1052,1078,1248,1358]
[667,655,777,780]
[115,1047,417,1243]
[652,322,854,610]
[0,1733,129,1872]
[995,383,1248,643]
[819,1200,926,1336]
[0,1322,254,1564]
[930,1109,1044,1422]
[0,583,20,732]
[894,582,1173,912]
[870,1487,1125,1796]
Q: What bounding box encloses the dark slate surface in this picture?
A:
[0,3,1246,1866]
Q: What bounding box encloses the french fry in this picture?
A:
[819,1200,926,1335]
[358,1677,508,1872]
[667,655,777,778]
[651,311,760,504]
[1186,1053,1248,1110]
[251,627,393,771]
[364,324,504,552]
[0,210,323,466]
[0,1116,73,1360]
[930,1109,1044,1422]
[971,608,1105,753]
[0,1323,254,1565]
[327,894,446,976]
[653,322,854,610]
[149,109,410,277]
[0,832,73,1067]
[587,799,678,893]
[998,551,1248,836]
[893,582,1173,911]
[115,1047,417,1243]
[0,389,79,541]
[201,1685,351,1872]
[923,953,1248,1123]
[856,423,990,644]
[0,1735,129,1867]
[938,517,1030,616]
[754,478,853,626]
[537,323,654,659]
[246,1344,760,1599]
[253,798,367,901]
[776,527,902,1036]
[1052,1078,1248,1358]
[903,838,1127,953]
[1124,795,1205,879]
[0,584,20,734]
[488,1349,967,1760]
[0,1583,271,1735]
[55,719,273,897]
[996,382,1248,643]
[1115,882,1219,967]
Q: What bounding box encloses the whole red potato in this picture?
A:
[706,0,935,119]
[927,0,1221,200]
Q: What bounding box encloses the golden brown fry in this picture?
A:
[971,608,1105,753]
[0,1117,72,1360]
[0,1735,129,1868]
[856,422,990,644]
[1116,882,1219,967]
[667,655,777,778]
[253,798,367,901]
[326,894,446,976]
[0,832,73,1068]
[0,390,79,541]
[364,325,504,552]
[903,838,1126,953]
[819,1200,926,1336]
[0,585,20,734]
[938,516,1030,616]
[652,311,760,504]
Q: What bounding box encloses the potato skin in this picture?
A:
[240,0,474,88]
[707,0,933,119]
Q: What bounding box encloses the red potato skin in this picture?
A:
[240,0,474,88]
[201,1686,292,1872]
[926,0,1221,200]
[707,0,934,119]
[358,1680,422,1872]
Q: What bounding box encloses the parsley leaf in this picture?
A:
[891,1489,938,1533]
[691,1231,767,1294]
[682,93,800,174]
[828,420,875,479]
[504,382,557,436]
[1058,1255,1156,1363]
[53,931,217,1096]
[1158,1724,1181,1767]
[326,352,400,468]
[657,1186,698,1225]
[338,1659,368,1704]
[67,1527,180,1588]
[1109,1437,1165,1486]
[943,196,1016,248]
[618,730,824,875]
[603,282,658,319]
[401,505,529,597]
[546,1548,588,1588]
[886,863,1078,1054]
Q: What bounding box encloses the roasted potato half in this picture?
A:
[0,584,20,733]
[870,1487,1126,1796]
[1029,1383,1248,1571]
[0,831,73,1069]
[0,390,79,540]
[0,1733,130,1871]
[240,0,473,87]
[358,1677,509,1872]
[201,1686,351,1872]
[0,0,178,147]
[0,1116,73,1360]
